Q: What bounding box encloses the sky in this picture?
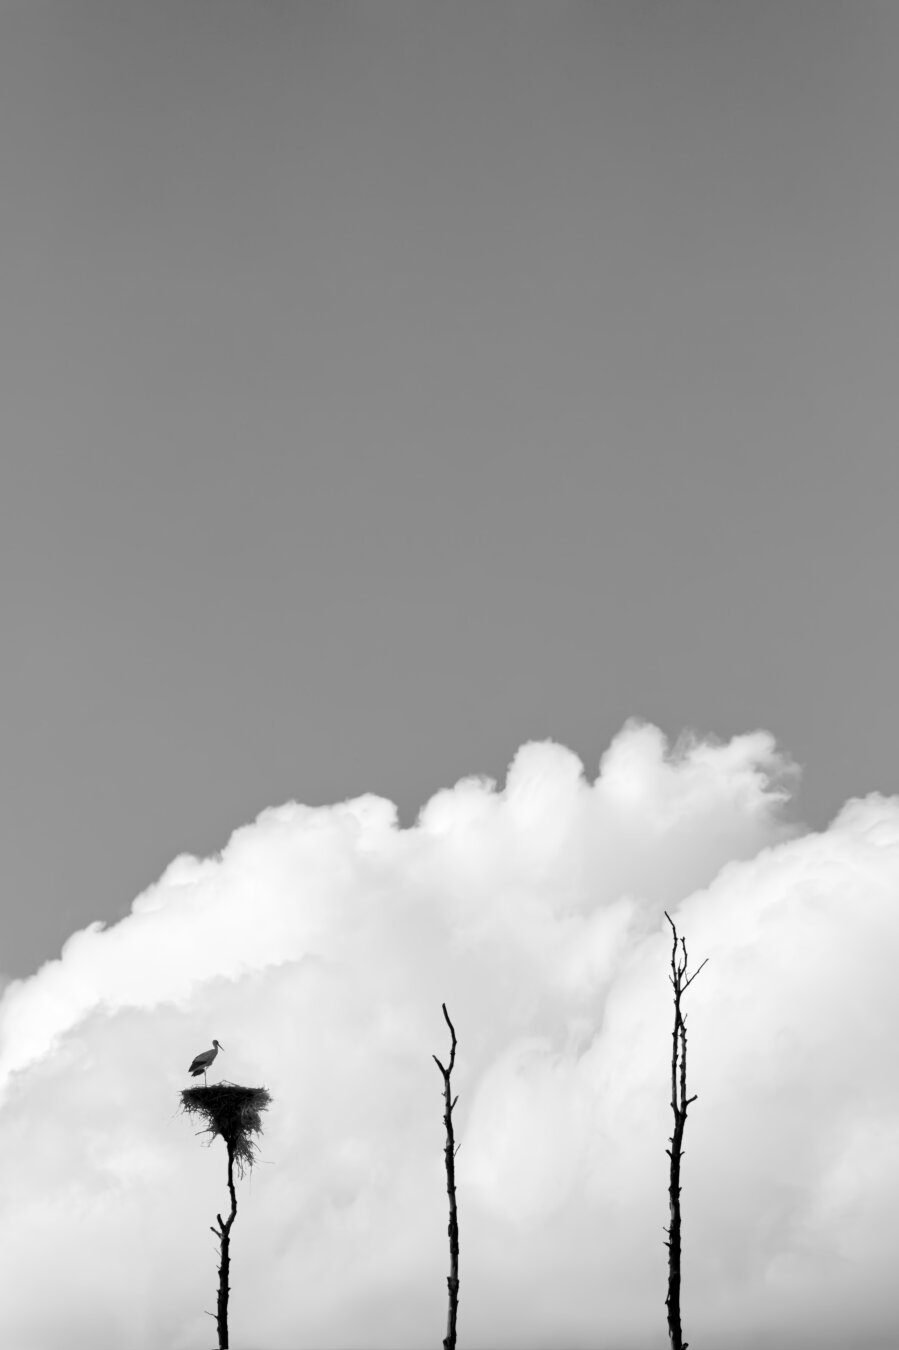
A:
[0,2,898,1347]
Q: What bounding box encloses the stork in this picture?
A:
[188,1039,224,1087]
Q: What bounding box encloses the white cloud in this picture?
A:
[0,721,895,1349]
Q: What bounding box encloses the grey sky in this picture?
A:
[2,0,899,979]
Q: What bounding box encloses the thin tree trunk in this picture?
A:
[210,1139,238,1349]
[663,912,707,1350]
[433,1003,460,1350]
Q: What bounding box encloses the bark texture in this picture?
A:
[433,1002,460,1350]
[663,911,707,1350]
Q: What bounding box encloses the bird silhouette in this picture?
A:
[188,1039,224,1087]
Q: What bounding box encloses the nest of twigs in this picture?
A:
[180,1081,272,1175]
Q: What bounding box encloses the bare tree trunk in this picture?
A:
[209,1139,238,1349]
[663,912,707,1350]
[433,1003,460,1350]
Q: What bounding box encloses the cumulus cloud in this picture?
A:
[0,721,895,1349]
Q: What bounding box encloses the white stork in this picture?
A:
[188,1039,224,1086]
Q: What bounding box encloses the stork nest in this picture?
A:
[180,1082,272,1175]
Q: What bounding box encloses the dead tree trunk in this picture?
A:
[663,912,707,1350]
[181,1082,270,1350]
[210,1137,238,1349]
[433,1003,460,1350]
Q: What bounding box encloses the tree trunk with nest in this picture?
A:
[433,1003,460,1350]
[663,911,707,1350]
[180,1081,270,1350]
